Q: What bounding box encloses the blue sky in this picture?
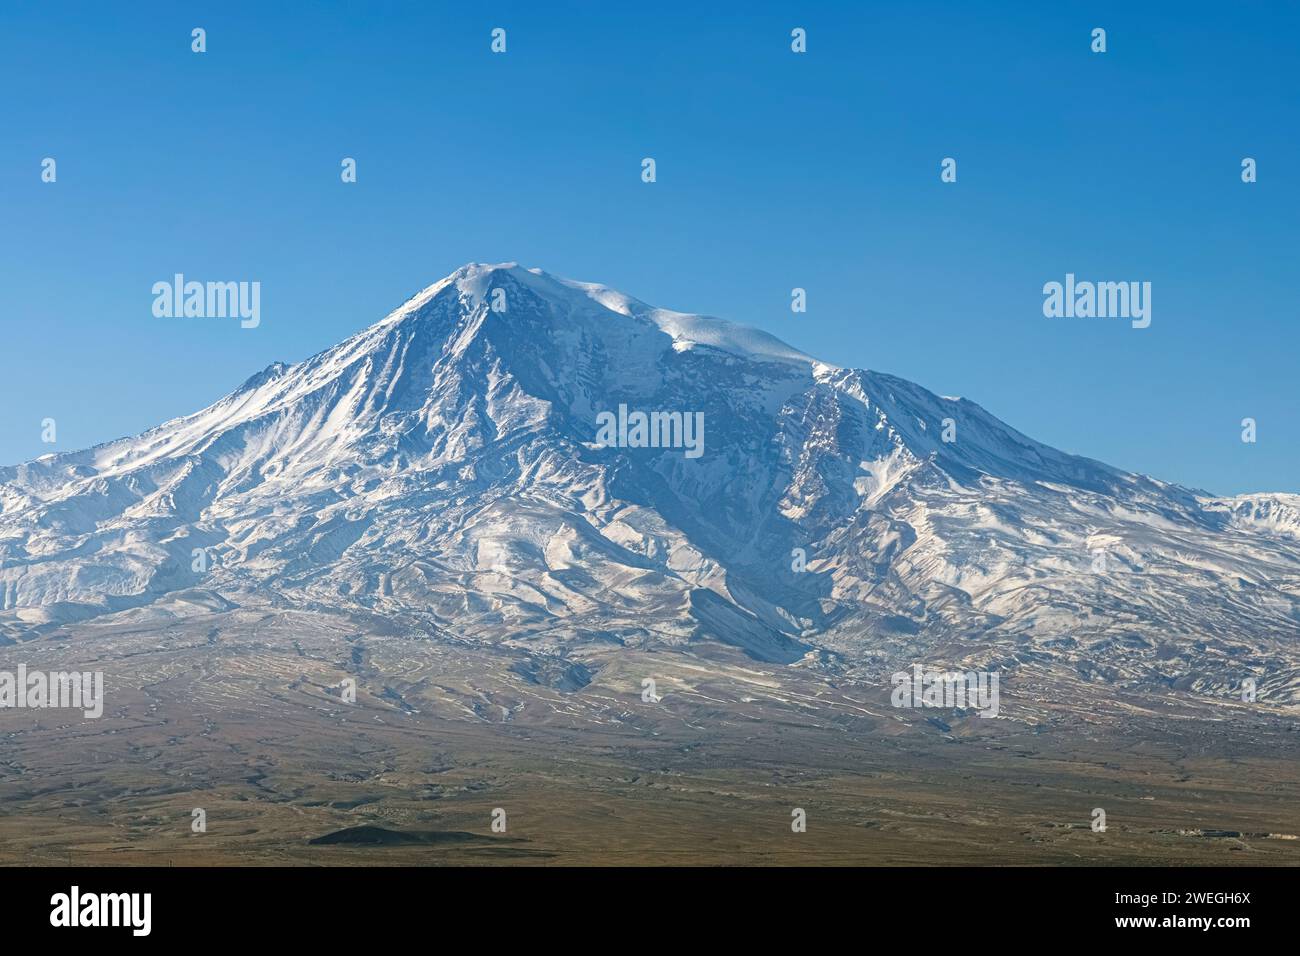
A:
[1,1,1296,494]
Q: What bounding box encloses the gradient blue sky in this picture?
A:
[1,1,1296,494]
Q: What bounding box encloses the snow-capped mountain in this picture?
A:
[2,263,1297,704]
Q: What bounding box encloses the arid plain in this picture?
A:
[2,600,1297,866]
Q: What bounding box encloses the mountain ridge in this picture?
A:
[1,263,1297,708]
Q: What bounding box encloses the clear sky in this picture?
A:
[1,1,1296,495]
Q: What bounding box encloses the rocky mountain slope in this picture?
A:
[2,263,1297,706]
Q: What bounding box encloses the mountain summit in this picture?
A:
[1,264,1297,704]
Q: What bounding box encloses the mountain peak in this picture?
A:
[235,361,290,394]
[391,262,827,371]
[4,264,1298,704]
